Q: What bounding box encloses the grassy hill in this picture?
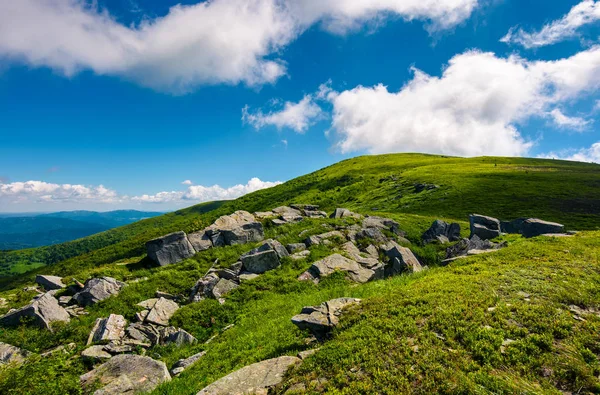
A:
[0,153,599,394]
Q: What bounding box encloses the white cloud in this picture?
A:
[547,109,592,130]
[0,181,120,205]
[325,47,600,156]
[0,0,479,93]
[539,142,600,163]
[501,0,600,48]
[181,180,193,185]
[242,95,324,133]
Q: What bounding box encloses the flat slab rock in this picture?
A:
[73,277,126,307]
[197,356,300,395]
[35,275,65,291]
[145,231,196,266]
[80,354,171,394]
[87,314,127,345]
[300,254,379,284]
[292,298,361,338]
[145,297,179,326]
[521,218,565,238]
[0,292,70,330]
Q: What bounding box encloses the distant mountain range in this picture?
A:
[0,210,163,250]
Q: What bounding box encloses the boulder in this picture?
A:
[145,297,179,326]
[500,218,528,234]
[362,216,403,235]
[340,242,381,269]
[211,278,239,299]
[146,231,196,266]
[126,323,161,346]
[290,250,311,261]
[171,351,206,376]
[73,277,126,306]
[272,206,304,223]
[330,208,362,219]
[81,345,112,362]
[80,355,171,394]
[469,214,501,240]
[161,327,197,346]
[305,231,344,246]
[355,227,388,244]
[521,218,565,238]
[0,292,70,330]
[445,235,502,260]
[197,356,300,395]
[207,211,264,245]
[0,342,30,365]
[241,250,281,274]
[187,230,213,252]
[190,274,220,302]
[239,272,260,281]
[291,298,361,339]
[286,243,307,253]
[300,254,377,284]
[422,220,461,244]
[381,242,422,275]
[35,275,65,291]
[58,296,73,306]
[87,314,127,345]
[244,239,289,259]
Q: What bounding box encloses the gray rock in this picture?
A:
[381,242,422,275]
[229,261,243,274]
[73,277,126,306]
[58,295,73,306]
[254,211,276,219]
[239,272,260,281]
[291,298,361,339]
[500,218,528,234]
[0,292,70,330]
[87,314,127,345]
[40,342,76,357]
[272,206,304,223]
[243,239,289,259]
[211,278,239,299]
[445,235,501,259]
[145,297,179,326]
[300,254,377,284]
[0,342,30,365]
[161,327,197,346]
[137,298,159,310]
[187,230,213,252]
[355,227,388,244]
[469,214,501,240]
[303,210,328,218]
[126,323,161,345]
[197,356,300,395]
[290,250,311,261]
[340,242,381,269]
[190,274,220,302]
[241,250,281,274]
[207,211,264,245]
[81,345,112,362]
[286,243,307,253]
[330,208,362,219]
[305,231,344,246]
[362,216,403,235]
[215,268,239,282]
[35,275,65,291]
[171,351,206,376]
[80,354,171,394]
[422,220,461,244]
[146,231,196,266]
[521,218,565,238]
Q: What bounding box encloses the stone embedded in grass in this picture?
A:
[291,298,361,339]
[145,231,196,266]
[362,215,404,236]
[87,314,127,345]
[145,297,179,326]
[0,342,30,365]
[422,220,461,244]
[381,241,423,275]
[161,327,197,346]
[196,356,300,395]
[241,249,281,274]
[35,275,65,291]
[300,254,378,284]
[469,214,501,240]
[521,218,565,238]
[290,250,311,260]
[171,351,206,376]
[444,235,506,261]
[305,231,344,247]
[73,277,126,306]
[0,292,70,330]
[81,345,112,362]
[330,208,362,219]
[187,230,213,252]
[206,210,265,245]
[286,243,307,253]
[211,278,239,299]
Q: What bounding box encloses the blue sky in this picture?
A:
[0,0,599,212]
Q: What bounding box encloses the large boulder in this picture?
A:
[0,342,30,365]
[500,218,528,234]
[145,297,179,326]
[35,275,65,291]
[187,230,213,252]
[197,356,300,395]
[80,354,171,394]
[469,214,501,240]
[521,218,565,238]
[291,298,361,339]
[0,292,70,330]
[207,211,264,246]
[422,220,461,244]
[146,231,196,266]
[299,254,378,284]
[241,250,281,274]
[87,314,127,345]
[73,277,126,306]
[381,242,422,275]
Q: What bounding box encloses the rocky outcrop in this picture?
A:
[146,231,196,266]
[422,220,461,244]
[81,345,112,362]
[469,214,501,240]
[286,243,307,253]
[161,327,197,346]
[521,218,565,238]
[362,216,403,236]
[145,297,179,326]
[73,277,126,306]
[35,275,65,291]
[206,211,264,246]
[291,298,361,339]
[330,208,362,219]
[0,342,30,365]
[171,351,206,376]
[381,241,423,275]
[305,231,344,246]
[299,254,380,284]
[80,354,171,394]
[444,235,506,261]
[187,230,213,252]
[0,292,70,330]
[500,218,528,234]
[87,314,127,345]
[241,250,280,274]
[197,356,300,395]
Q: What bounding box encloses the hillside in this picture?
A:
[0,154,599,394]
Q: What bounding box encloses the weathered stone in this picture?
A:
[301,254,377,284]
[0,292,70,330]
[65,305,88,317]
[58,295,73,306]
[239,272,260,281]
[521,219,565,238]
[365,245,379,259]
[197,356,300,395]
[81,345,112,362]
[445,235,501,259]
[73,277,126,306]
[340,242,381,269]
[80,354,171,394]
[190,274,220,302]
[155,291,178,300]
[500,218,528,234]
[286,243,307,253]
[290,250,311,261]
[137,298,158,310]
[215,268,239,282]
[290,204,320,212]
[171,351,206,376]
[40,342,76,357]
[272,206,304,222]
[0,342,30,365]
[241,250,281,274]
[187,230,213,252]
[330,208,362,219]
[126,323,160,345]
[35,275,65,291]
[355,227,388,243]
[422,220,461,244]
[229,261,243,274]
[469,214,501,240]
[145,297,179,326]
[244,239,289,260]
[292,298,361,339]
[297,349,319,360]
[161,327,197,346]
[211,278,239,299]
[146,231,196,266]
[363,216,403,235]
[207,211,264,245]
[87,314,127,345]
[303,210,328,218]
[254,211,276,219]
[305,231,344,246]
[381,241,422,275]
[134,310,149,323]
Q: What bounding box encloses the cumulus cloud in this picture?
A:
[324,47,600,157]
[181,180,193,185]
[0,0,479,93]
[501,0,600,48]
[0,177,281,210]
[242,95,324,133]
[539,142,600,163]
[547,109,592,130]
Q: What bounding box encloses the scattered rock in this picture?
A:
[422,220,461,244]
[137,298,158,310]
[35,275,65,291]
[241,250,281,274]
[330,208,362,219]
[207,211,264,246]
[286,243,307,253]
[161,327,197,346]
[414,183,439,193]
[470,214,501,240]
[0,292,70,330]
[40,342,76,357]
[291,298,361,339]
[297,348,319,360]
[272,206,304,223]
[146,231,196,266]
[155,291,178,301]
[0,342,30,365]
[87,314,127,345]
[305,231,344,246]
[58,295,73,306]
[290,250,311,260]
[355,227,388,244]
[299,254,378,284]
[239,272,260,281]
[500,218,528,234]
[187,230,213,252]
[445,235,505,260]
[65,305,88,318]
[81,345,112,362]
[197,356,300,395]
[211,278,239,299]
[80,354,171,394]
[73,277,126,306]
[362,216,403,235]
[190,274,220,302]
[521,218,565,238]
[145,297,179,326]
[381,241,422,275]
[171,351,206,376]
